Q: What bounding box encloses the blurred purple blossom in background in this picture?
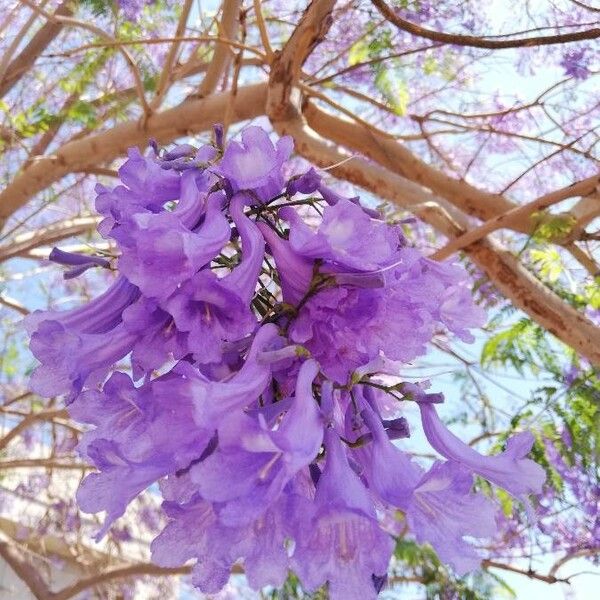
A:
[560,48,592,80]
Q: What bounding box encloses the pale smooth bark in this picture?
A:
[0,83,268,229]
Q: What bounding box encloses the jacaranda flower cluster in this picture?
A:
[26,126,545,598]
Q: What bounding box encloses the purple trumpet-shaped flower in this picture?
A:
[217,127,293,202]
[290,285,383,384]
[256,222,313,304]
[418,402,546,499]
[317,182,381,219]
[360,403,497,575]
[151,496,240,593]
[27,129,543,595]
[118,146,181,202]
[25,275,139,336]
[175,324,280,428]
[190,359,323,526]
[121,296,188,378]
[223,193,265,303]
[115,194,231,300]
[151,490,296,592]
[26,276,140,397]
[291,429,394,600]
[406,461,498,575]
[28,321,136,399]
[95,147,180,235]
[165,270,255,364]
[281,199,399,271]
[71,371,211,539]
[358,402,423,510]
[49,247,110,279]
[438,285,487,343]
[286,168,321,196]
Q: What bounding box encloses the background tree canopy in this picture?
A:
[0,0,598,598]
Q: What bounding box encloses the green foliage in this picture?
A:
[480,301,599,485]
[529,247,564,284]
[67,100,98,127]
[393,539,514,599]
[77,0,116,17]
[60,50,111,95]
[348,39,369,66]
[560,375,600,467]
[0,340,19,378]
[531,213,577,243]
[583,277,600,309]
[481,318,558,374]
[5,102,56,138]
[375,69,410,116]
[267,573,328,599]
[347,28,411,115]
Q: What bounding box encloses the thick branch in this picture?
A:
[196,0,241,98]
[0,216,100,263]
[564,192,600,242]
[52,564,191,600]
[303,101,520,226]
[371,0,600,49]
[268,0,336,121]
[0,83,268,231]
[0,1,72,99]
[433,174,600,259]
[0,540,51,600]
[468,241,600,364]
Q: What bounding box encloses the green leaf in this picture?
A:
[481,318,557,374]
[532,213,576,243]
[584,279,600,309]
[1,342,18,376]
[67,100,98,126]
[529,247,563,283]
[348,39,369,66]
[423,54,438,75]
[374,70,410,116]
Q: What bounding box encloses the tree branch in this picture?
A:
[482,559,570,584]
[0,540,51,600]
[0,459,92,470]
[151,0,194,109]
[51,564,191,600]
[0,294,29,315]
[371,0,600,49]
[0,0,72,99]
[0,83,268,231]
[20,0,152,116]
[268,0,336,121]
[0,216,101,263]
[549,548,600,577]
[195,0,241,98]
[432,174,600,260]
[0,409,68,452]
[303,100,520,226]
